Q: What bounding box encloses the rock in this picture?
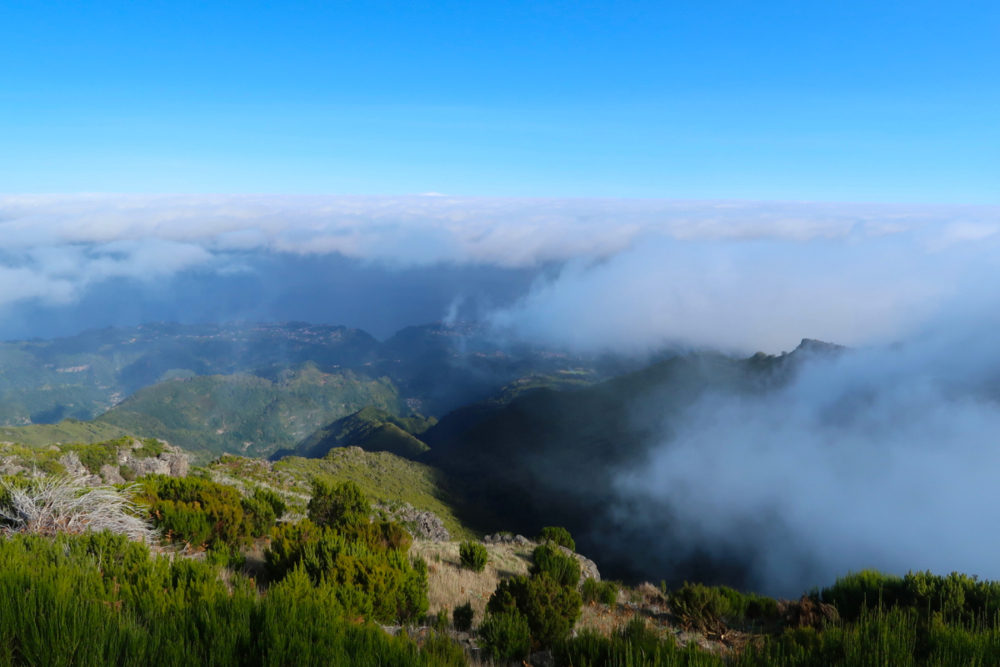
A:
[377,502,450,541]
[100,464,125,485]
[57,452,101,485]
[0,457,26,477]
[560,545,601,582]
[120,444,189,479]
[58,452,87,477]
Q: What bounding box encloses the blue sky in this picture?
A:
[1,1,997,202]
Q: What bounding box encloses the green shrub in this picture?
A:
[453,601,474,632]
[821,569,1000,625]
[538,526,575,551]
[137,475,253,548]
[418,631,468,667]
[554,619,701,667]
[669,582,779,630]
[531,544,580,588]
[820,569,904,621]
[670,582,734,630]
[487,573,582,647]
[241,487,287,537]
[308,479,370,529]
[459,540,488,572]
[0,531,464,666]
[265,519,428,624]
[582,577,618,606]
[479,611,532,662]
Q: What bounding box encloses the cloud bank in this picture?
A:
[616,313,1000,595]
[1,194,998,350]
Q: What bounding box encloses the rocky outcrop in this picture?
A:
[561,545,601,583]
[483,532,532,546]
[49,440,191,486]
[378,502,450,541]
[100,464,126,485]
[483,533,602,582]
[58,452,102,485]
[119,441,189,480]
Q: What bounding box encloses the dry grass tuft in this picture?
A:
[413,540,536,624]
[0,476,157,543]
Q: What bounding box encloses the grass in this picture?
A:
[0,420,131,447]
[270,448,474,539]
[413,540,535,623]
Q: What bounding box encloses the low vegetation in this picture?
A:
[458,540,488,572]
[0,476,156,542]
[0,531,464,666]
[3,415,1000,665]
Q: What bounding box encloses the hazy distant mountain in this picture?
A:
[0,320,608,429]
[289,406,436,460]
[0,322,380,426]
[93,364,403,460]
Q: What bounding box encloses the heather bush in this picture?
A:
[265,519,427,623]
[555,619,716,667]
[241,487,287,537]
[538,525,575,551]
[821,568,1000,624]
[458,540,488,572]
[487,573,582,646]
[669,582,779,629]
[307,479,370,529]
[136,475,255,548]
[0,531,463,666]
[581,577,618,606]
[479,610,531,662]
[531,543,580,588]
[453,601,474,631]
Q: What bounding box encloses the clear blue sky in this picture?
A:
[1,1,997,202]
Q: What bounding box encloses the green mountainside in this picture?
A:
[0,419,132,447]
[291,406,436,459]
[94,364,404,460]
[0,321,610,430]
[0,322,380,426]
[209,448,472,540]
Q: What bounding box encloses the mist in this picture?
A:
[612,312,1000,596]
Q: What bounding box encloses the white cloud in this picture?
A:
[617,316,1000,594]
[0,195,998,352]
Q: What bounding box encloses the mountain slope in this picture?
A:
[97,364,403,459]
[292,406,435,459]
[0,320,609,427]
[0,322,380,426]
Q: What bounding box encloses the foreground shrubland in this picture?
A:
[0,531,463,666]
[2,470,1000,666]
